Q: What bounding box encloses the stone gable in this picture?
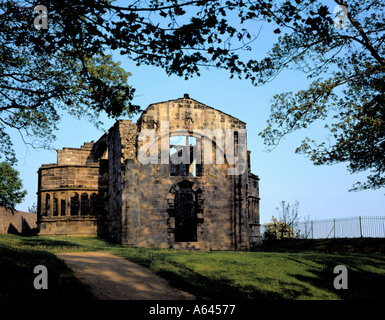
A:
[37,96,262,249]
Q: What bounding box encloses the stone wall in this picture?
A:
[37,142,109,236]
[121,96,255,250]
[248,173,262,245]
[38,216,98,236]
[0,206,37,235]
[94,120,138,243]
[37,95,262,248]
[38,164,100,192]
[57,142,96,166]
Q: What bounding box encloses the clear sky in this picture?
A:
[10,4,385,225]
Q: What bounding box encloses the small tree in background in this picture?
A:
[276,200,300,231]
[0,161,27,210]
[28,203,37,214]
[299,215,312,239]
[263,200,301,241]
[263,217,296,241]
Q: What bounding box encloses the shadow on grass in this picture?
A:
[4,235,384,300]
[144,247,385,300]
[0,234,121,252]
[287,254,385,300]
[0,245,94,300]
[119,253,306,300]
[257,238,385,254]
[155,263,288,300]
[14,237,82,250]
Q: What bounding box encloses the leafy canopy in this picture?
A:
[254,1,385,191]
[0,161,27,209]
[1,0,384,191]
[0,0,265,164]
[0,0,139,163]
[263,217,296,241]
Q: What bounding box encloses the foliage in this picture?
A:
[1,0,263,162]
[0,161,27,209]
[28,203,37,214]
[255,1,385,191]
[263,217,296,241]
[1,0,384,191]
[264,200,301,240]
[0,0,139,163]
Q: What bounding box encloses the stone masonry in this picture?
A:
[37,95,262,249]
[0,206,37,235]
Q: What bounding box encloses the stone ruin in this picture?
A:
[37,95,262,249]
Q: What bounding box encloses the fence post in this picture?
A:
[359,216,362,238]
[381,217,385,238]
[382,217,385,237]
[311,220,313,239]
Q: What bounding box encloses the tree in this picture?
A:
[263,200,300,241]
[1,0,262,162]
[2,0,384,193]
[253,1,385,191]
[0,0,140,163]
[299,215,312,239]
[28,203,37,214]
[263,217,296,241]
[0,161,27,209]
[275,200,300,229]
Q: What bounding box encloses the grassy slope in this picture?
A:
[0,235,95,300]
[116,248,385,300]
[0,235,384,300]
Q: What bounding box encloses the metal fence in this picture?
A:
[262,216,385,239]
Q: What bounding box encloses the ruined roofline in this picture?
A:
[39,164,100,170]
[142,94,247,125]
[51,95,248,166]
[94,95,246,144]
[93,119,133,143]
[249,172,260,180]
[53,141,95,154]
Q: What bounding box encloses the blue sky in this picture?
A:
[10,3,385,224]
[12,60,385,225]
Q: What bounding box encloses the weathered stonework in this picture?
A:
[37,95,262,249]
[0,206,37,235]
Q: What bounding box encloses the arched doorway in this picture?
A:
[174,181,197,242]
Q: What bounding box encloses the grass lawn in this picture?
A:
[0,235,96,300]
[0,234,384,300]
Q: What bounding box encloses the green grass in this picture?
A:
[1,234,384,300]
[0,235,98,300]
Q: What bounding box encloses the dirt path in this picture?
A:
[55,251,195,300]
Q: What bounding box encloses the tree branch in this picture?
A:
[102,0,209,13]
[336,0,385,65]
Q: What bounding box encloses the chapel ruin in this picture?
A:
[37,95,262,249]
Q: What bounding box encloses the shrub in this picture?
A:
[0,161,27,209]
[263,217,296,241]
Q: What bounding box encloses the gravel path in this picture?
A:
[55,251,195,300]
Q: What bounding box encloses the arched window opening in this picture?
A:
[45,194,50,217]
[170,135,202,177]
[174,181,198,242]
[61,199,66,216]
[60,192,66,216]
[90,193,98,215]
[70,193,79,216]
[53,195,58,216]
[81,193,89,215]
